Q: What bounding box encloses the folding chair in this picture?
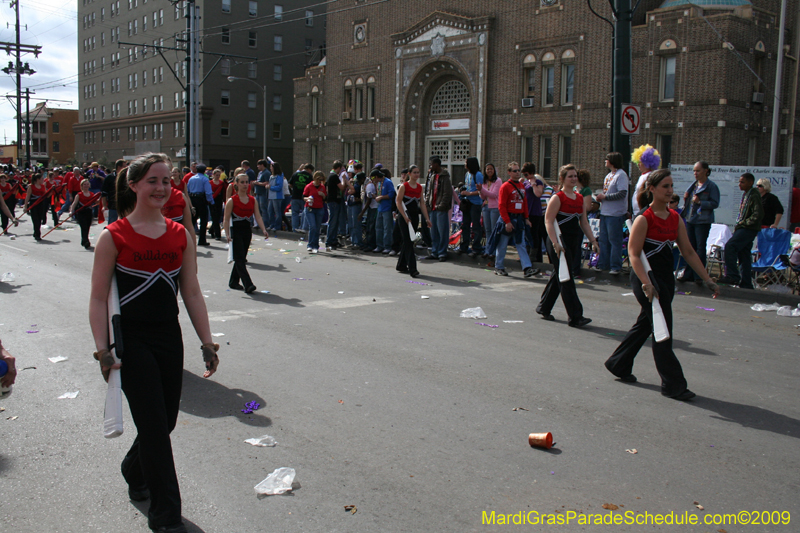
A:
[705,223,732,278]
[751,228,792,289]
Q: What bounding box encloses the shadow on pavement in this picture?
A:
[0,282,31,294]
[180,370,272,427]
[246,262,290,273]
[626,381,800,439]
[246,291,304,307]
[587,325,718,356]
[129,501,207,533]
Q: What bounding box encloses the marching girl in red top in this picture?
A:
[223,174,269,293]
[536,164,599,328]
[209,168,227,240]
[69,179,99,249]
[1,173,19,232]
[395,165,432,277]
[161,170,196,246]
[22,173,50,241]
[605,169,719,401]
[89,153,218,533]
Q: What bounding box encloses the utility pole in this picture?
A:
[24,87,30,167]
[14,0,20,167]
[769,0,788,166]
[612,0,633,171]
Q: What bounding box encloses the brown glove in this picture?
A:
[93,349,115,382]
[201,343,219,376]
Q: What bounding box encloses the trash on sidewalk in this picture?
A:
[48,356,68,363]
[58,391,79,399]
[622,293,634,296]
[241,401,261,414]
[244,435,278,447]
[212,333,225,337]
[503,320,524,323]
[626,448,638,454]
[751,302,781,312]
[460,307,486,319]
[696,307,715,312]
[528,432,554,449]
[777,305,800,317]
[344,505,357,514]
[420,295,430,299]
[254,467,296,495]
[475,322,499,328]
[295,257,302,263]
[512,407,529,411]
[1,272,14,282]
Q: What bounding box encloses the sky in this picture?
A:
[0,0,78,146]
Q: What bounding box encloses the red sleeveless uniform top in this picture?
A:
[231,194,255,221]
[29,183,47,201]
[210,180,226,200]
[641,207,679,274]
[403,182,422,199]
[555,190,584,235]
[161,187,186,221]
[0,182,13,200]
[77,191,96,208]
[171,179,186,193]
[107,217,187,321]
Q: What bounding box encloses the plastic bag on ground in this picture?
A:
[1,272,14,282]
[460,307,487,319]
[254,467,295,495]
[751,303,781,312]
[244,435,278,447]
[777,305,800,317]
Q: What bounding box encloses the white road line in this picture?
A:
[0,242,28,253]
[414,289,463,297]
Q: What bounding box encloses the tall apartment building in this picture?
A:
[75,0,326,170]
[293,0,799,185]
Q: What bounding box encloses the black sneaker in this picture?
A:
[670,389,696,401]
[715,276,739,285]
[128,486,150,501]
[568,317,592,328]
[524,267,539,278]
[229,283,244,291]
[494,268,508,276]
[244,285,257,294]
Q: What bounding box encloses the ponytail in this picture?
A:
[637,168,671,211]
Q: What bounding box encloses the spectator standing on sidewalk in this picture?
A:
[594,152,629,275]
[423,157,453,262]
[289,164,314,233]
[678,161,720,283]
[458,157,484,257]
[326,161,346,250]
[494,162,535,278]
[717,173,763,289]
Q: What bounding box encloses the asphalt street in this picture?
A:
[1,218,799,533]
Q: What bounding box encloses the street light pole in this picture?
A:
[227,76,266,159]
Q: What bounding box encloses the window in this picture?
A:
[249,31,257,48]
[539,135,552,179]
[221,120,230,136]
[344,86,353,115]
[248,62,257,79]
[159,95,163,110]
[305,9,314,26]
[101,7,105,20]
[52,141,60,153]
[222,28,230,45]
[53,122,60,133]
[101,32,106,46]
[174,122,179,137]
[274,5,282,21]
[656,134,672,168]
[247,122,257,139]
[134,72,138,88]
[143,70,147,86]
[355,88,363,119]
[561,64,574,105]
[273,94,281,111]
[143,97,147,113]
[543,65,554,106]
[182,91,186,107]
[220,59,230,75]
[273,123,281,140]
[159,66,163,82]
[159,8,163,25]
[248,92,257,109]
[248,1,257,16]
[153,11,157,26]
[128,21,132,36]
[274,35,282,51]
[660,56,676,102]
[431,80,470,115]
[134,19,138,34]
[367,86,375,119]
[305,38,313,51]
[558,136,572,166]
[273,65,282,81]
[143,15,146,31]
[221,0,230,13]
[153,96,157,111]
[221,90,230,106]
[525,66,535,98]
[128,74,132,89]
[365,142,374,170]
[311,95,319,125]
[175,92,180,108]
[134,99,138,114]
[143,125,148,140]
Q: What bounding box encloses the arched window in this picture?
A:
[431,80,470,116]
[523,54,536,97]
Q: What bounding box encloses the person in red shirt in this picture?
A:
[69,178,100,249]
[89,152,217,532]
[223,173,269,293]
[182,162,197,188]
[22,173,51,241]
[303,171,327,253]
[536,164,599,327]
[1,173,19,232]
[209,168,227,240]
[494,162,534,277]
[605,169,719,401]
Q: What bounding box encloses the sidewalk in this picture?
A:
[265,229,800,306]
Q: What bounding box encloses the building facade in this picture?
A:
[18,103,79,167]
[293,0,799,185]
[75,0,326,170]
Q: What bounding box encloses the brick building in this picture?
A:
[19,103,79,167]
[75,0,326,170]
[293,0,799,185]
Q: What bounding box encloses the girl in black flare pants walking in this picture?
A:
[395,165,431,277]
[89,153,219,533]
[223,174,269,294]
[536,165,599,327]
[604,169,718,401]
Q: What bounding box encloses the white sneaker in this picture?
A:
[306,246,312,251]
[310,249,318,254]
[388,250,398,256]
[609,269,621,275]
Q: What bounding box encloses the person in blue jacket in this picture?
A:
[678,161,720,283]
[268,161,284,231]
